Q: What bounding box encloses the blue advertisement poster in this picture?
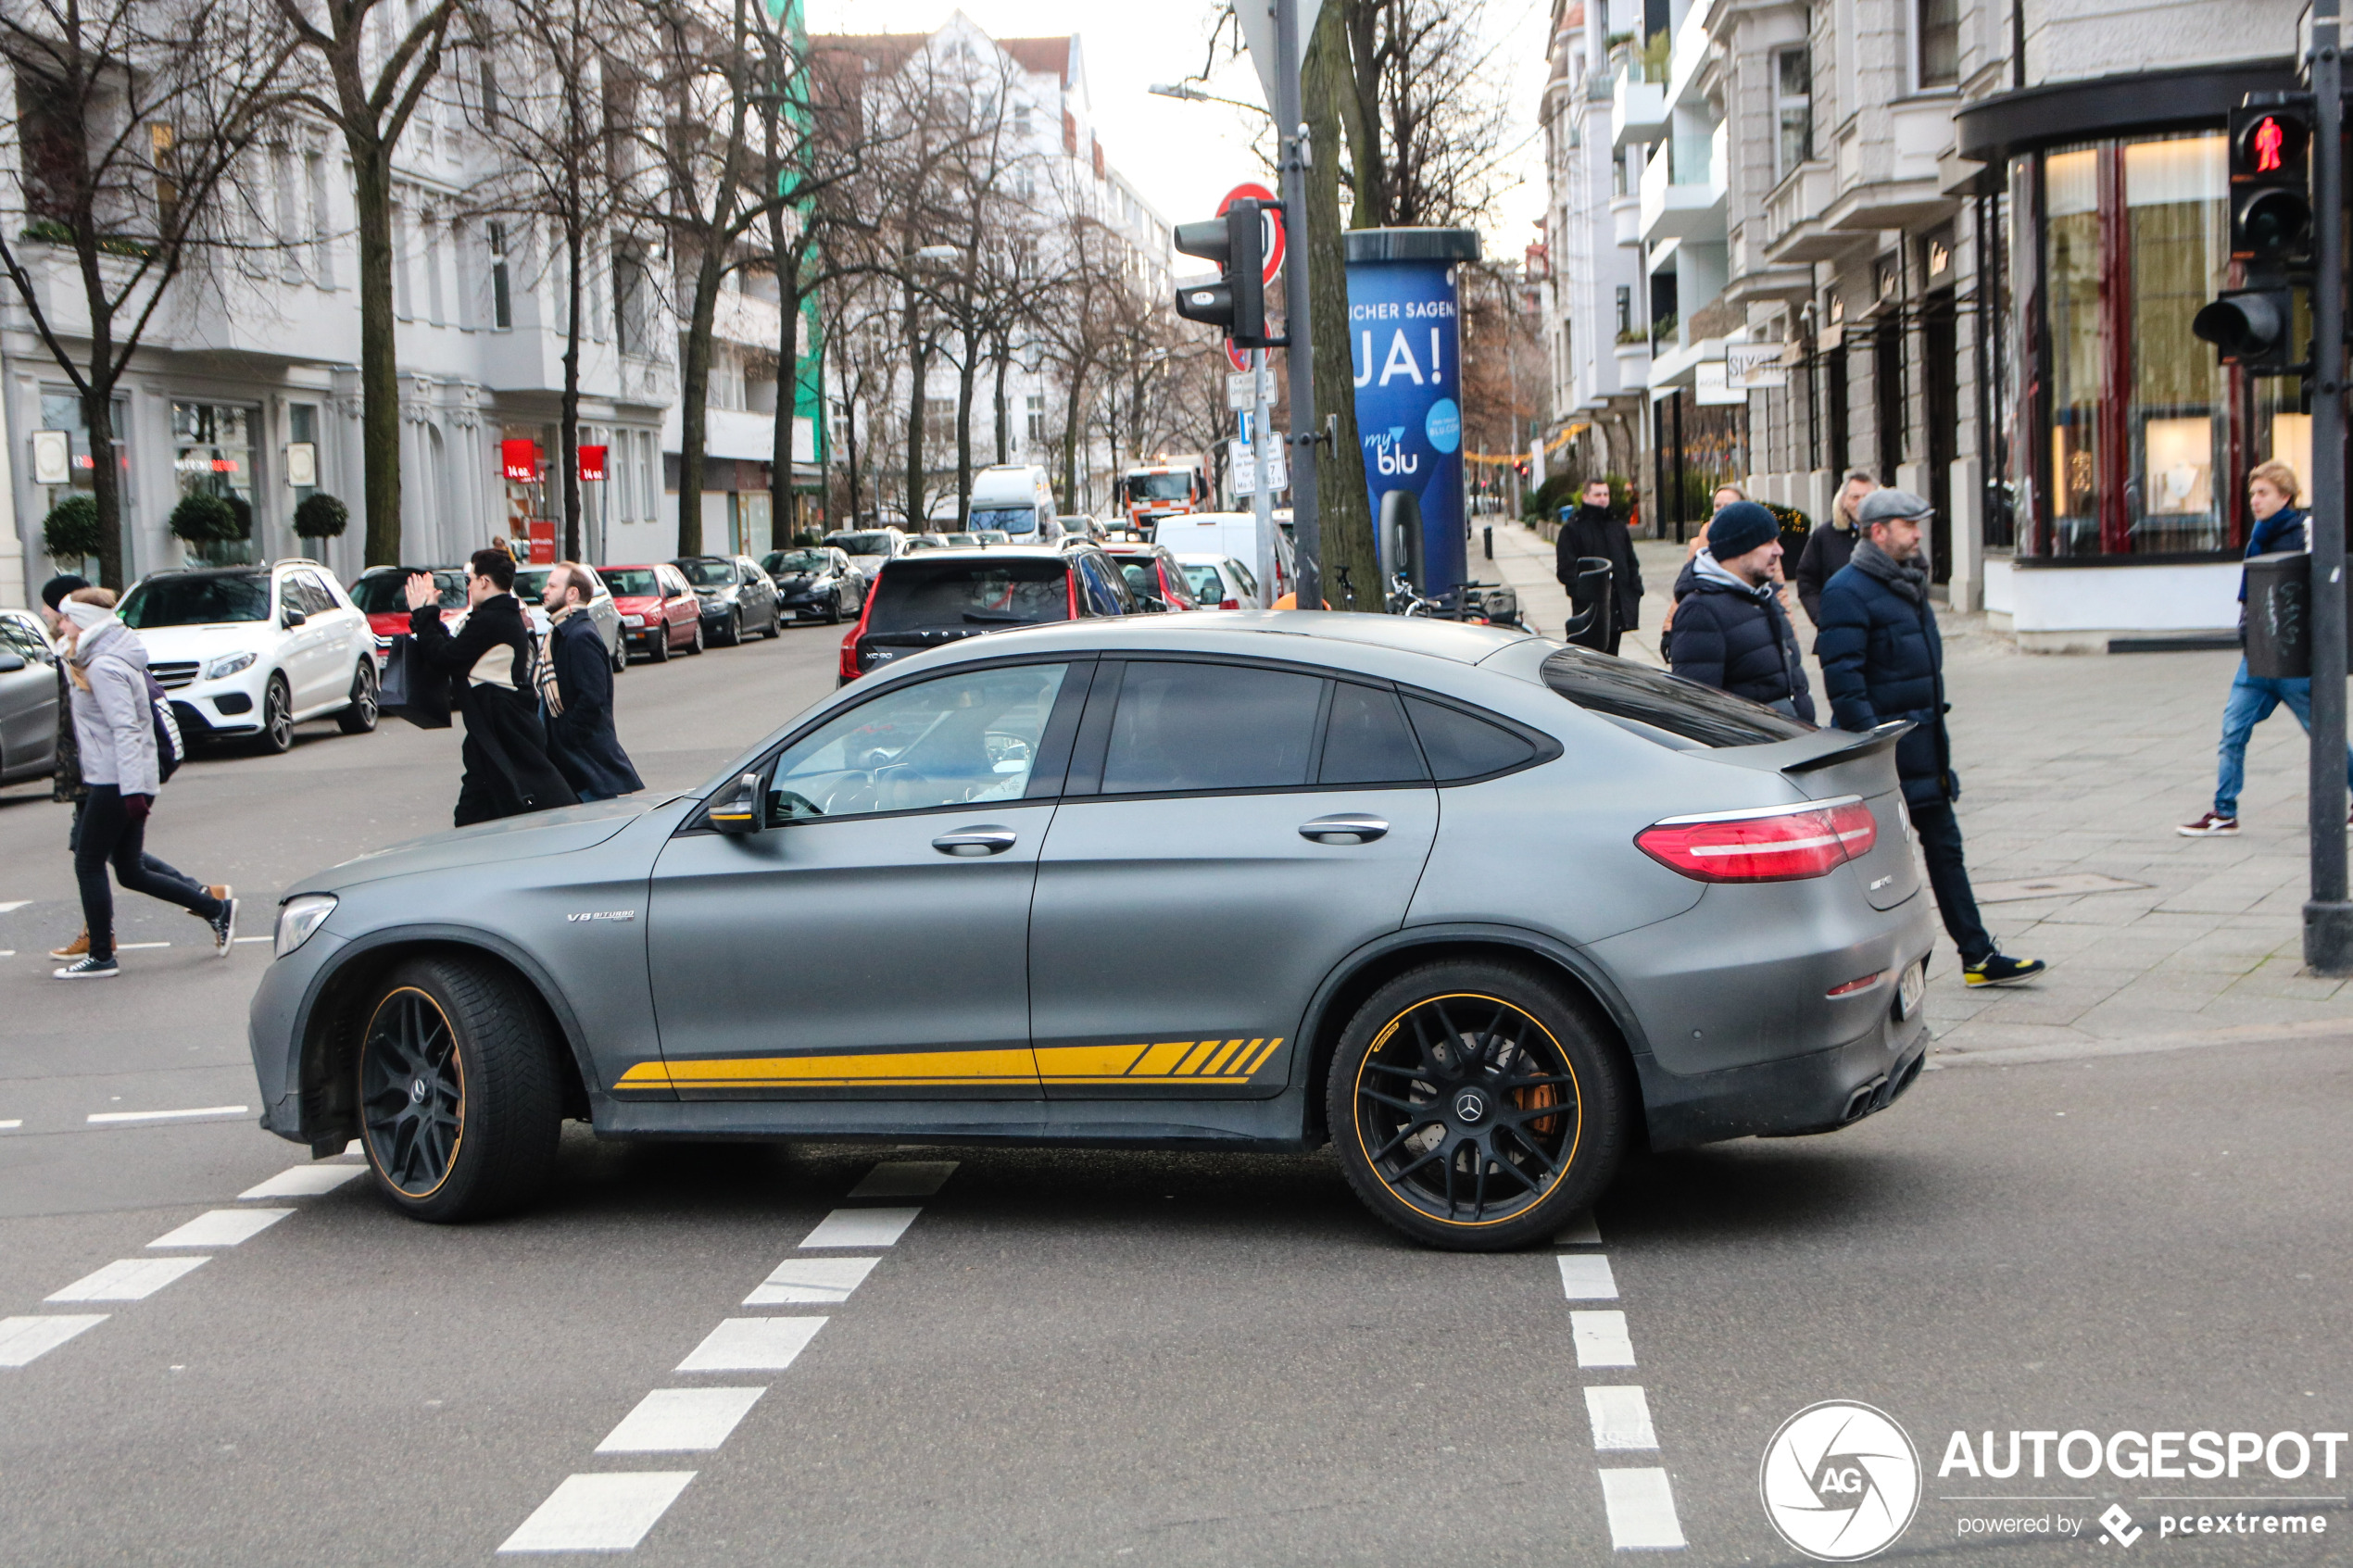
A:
[1348,254,1466,595]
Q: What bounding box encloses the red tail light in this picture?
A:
[1219,597,1240,609]
[1635,798,1878,884]
[838,586,876,681]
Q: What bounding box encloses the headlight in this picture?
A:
[204,651,258,680]
[621,613,645,627]
[273,893,337,960]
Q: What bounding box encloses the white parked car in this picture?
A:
[117,559,376,754]
[1174,552,1265,610]
[1152,511,1294,602]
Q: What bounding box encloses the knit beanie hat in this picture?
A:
[1705,501,1780,560]
[41,573,89,610]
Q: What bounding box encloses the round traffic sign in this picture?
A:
[1227,339,1251,372]
[1217,182,1285,284]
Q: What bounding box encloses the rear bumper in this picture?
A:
[1633,998,1930,1149]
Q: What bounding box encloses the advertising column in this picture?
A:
[1345,229,1481,596]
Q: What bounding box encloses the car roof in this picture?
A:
[898,610,1532,670]
[880,546,1073,564]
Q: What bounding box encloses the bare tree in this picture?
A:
[0,0,296,585]
[1340,0,1513,231]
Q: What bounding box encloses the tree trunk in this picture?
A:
[1303,4,1379,608]
[560,220,584,560]
[350,145,404,567]
[84,384,125,589]
[991,344,1010,464]
[1058,366,1085,516]
[676,245,726,557]
[902,295,928,530]
[843,380,861,529]
[953,333,976,523]
[771,247,800,545]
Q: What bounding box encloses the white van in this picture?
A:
[1146,511,1292,605]
[966,464,1062,543]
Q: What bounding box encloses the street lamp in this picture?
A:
[1148,81,1272,119]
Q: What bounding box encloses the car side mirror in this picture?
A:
[708,771,763,834]
[0,651,24,672]
[282,608,308,628]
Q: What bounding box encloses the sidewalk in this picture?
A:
[1478,517,2347,1058]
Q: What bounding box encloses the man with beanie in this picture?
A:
[1819,489,2045,987]
[1555,479,1642,654]
[1666,502,1816,721]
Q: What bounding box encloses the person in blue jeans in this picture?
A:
[2180,460,2353,836]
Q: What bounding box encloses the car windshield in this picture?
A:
[866,558,1071,633]
[602,568,661,597]
[676,559,738,586]
[765,550,829,574]
[120,573,270,627]
[829,532,894,557]
[1539,646,1812,746]
[968,506,1037,534]
[1126,472,1193,501]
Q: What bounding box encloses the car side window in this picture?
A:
[1101,660,1323,795]
[0,616,52,661]
[300,572,340,613]
[1402,695,1541,781]
[1078,558,1120,617]
[1320,683,1429,785]
[766,662,1071,822]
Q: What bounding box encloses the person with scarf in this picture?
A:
[1819,490,2044,988]
[53,591,237,978]
[1795,469,1877,633]
[535,561,642,802]
[405,546,579,827]
[1554,479,1642,654]
[1665,502,1816,721]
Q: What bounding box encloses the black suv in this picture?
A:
[839,546,1136,683]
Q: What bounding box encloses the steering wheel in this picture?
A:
[772,789,826,822]
[819,772,878,816]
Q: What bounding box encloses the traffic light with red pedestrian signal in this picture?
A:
[1173,200,1269,346]
[2194,95,2315,372]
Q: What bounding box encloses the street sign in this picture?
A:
[1227,369,1271,410]
[1233,0,1324,117]
[1724,344,1787,391]
[1218,182,1285,283]
[285,442,317,488]
[1227,339,1251,372]
[1230,438,1288,496]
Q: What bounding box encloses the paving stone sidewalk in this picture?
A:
[1478,517,2348,1056]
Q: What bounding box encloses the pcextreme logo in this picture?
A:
[1759,1401,1924,1562]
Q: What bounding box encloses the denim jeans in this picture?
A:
[1906,800,1994,967]
[2212,659,2353,819]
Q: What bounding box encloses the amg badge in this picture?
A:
[566,909,636,922]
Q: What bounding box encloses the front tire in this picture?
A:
[1327,960,1629,1250]
[357,956,562,1223]
[255,673,295,755]
[335,659,379,734]
[824,591,843,625]
[687,618,705,655]
[648,627,671,663]
[720,609,740,646]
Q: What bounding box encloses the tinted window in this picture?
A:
[767,663,1068,821]
[1321,684,1429,784]
[603,568,660,597]
[1403,696,1539,781]
[1538,645,1809,746]
[1102,661,1322,794]
[0,615,52,661]
[866,558,1071,633]
[292,574,336,615]
[352,571,463,613]
[766,550,830,574]
[1078,558,1124,616]
[677,558,736,586]
[828,531,894,557]
[120,574,269,627]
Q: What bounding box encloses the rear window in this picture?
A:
[867,558,1071,633]
[1539,646,1811,746]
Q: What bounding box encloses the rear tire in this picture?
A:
[1326,960,1629,1251]
[720,610,740,646]
[610,636,627,674]
[357,955,562,1223]
[335,659,379,734]
[763,605,782,638]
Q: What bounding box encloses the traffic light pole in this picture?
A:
[2309,0,2353,973]
[1276,0,1321,609]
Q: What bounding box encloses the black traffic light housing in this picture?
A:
[2192,287,2297,370]
[1173,199,1269,345]
[2195,94,2317,374]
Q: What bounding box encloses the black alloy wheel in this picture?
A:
[257,673,295,754]
[824,590,843,625]
[336,659,379,734]
[1328,961,1628,1250]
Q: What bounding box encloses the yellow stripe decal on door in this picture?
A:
[622,1037,1289,1093]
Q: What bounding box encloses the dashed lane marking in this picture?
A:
[238,1165,362,1199]
[497,1473,698,1554]
[47,1256,209,1303]
[595,1388,767,1454]
[1584,1386,1660,1451]
[0,901,30,915]
[1554,1211,1603,1246]
[86,1106,249,1124]
[0,1120,19,1131]
[1570,1310,1637,1368]
[232,936,271,943]
[743,1255,879,1305]
[116,942,170,950]
[148,1209,292,1248]
[798,1206,920,1248]
[1598,1468,1688,1549]
[1558,1254,1619,1299]
[674,1316,828,1374]
[0,1315,107,1367]
[845,1160,959,1198]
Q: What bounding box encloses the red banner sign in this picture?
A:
[577,445,608,482]
[500,439,540,483]
[525,520,556,564]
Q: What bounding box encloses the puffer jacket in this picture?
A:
[1666,558,1816,721]
[69,617,159,797]
[1817,558,1951,806]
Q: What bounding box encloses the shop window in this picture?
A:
[172,402,258,564]
[2042,146,2104,555]
[2124,135,2227,553]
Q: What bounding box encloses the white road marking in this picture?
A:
[86,1105,249,1124]
[1558,1254,1619,1299]
[1597,1468,1687,1549]
[799,1207,920,1248]
[845,1160,959,1198]
[744,1255,879,1305]
[1571,1311,1637,1368]
[148,1209,292,1248]
[0,1120,19,1130]
[0,951,14,959]
[240,1164,363,1199]
[0,901,30,915]
[232,935,271,943]
[497,1473,697,1553]
[47,1256,209,1302]
[1554,1211,1603,1246]
[116,942,170,950]
[1584,1386,1660,1451]
[595,1388,766,1453]
[674,1316,826,1373]
[0,1314,107,1367]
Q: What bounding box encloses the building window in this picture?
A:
[289,403,319,519]
[1774,47,1813,180]
[1026,393,1044,444]
[1916,0,1958,90]
[487,221,512,329]
[613,249,648,357]
[172,402,259,563]
[1615,285,1632,337]
[305,152,333,286]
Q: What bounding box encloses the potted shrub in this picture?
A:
[294,492,349,540]
[42,494,103,563]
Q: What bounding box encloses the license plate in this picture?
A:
[1896,959,1926,1020]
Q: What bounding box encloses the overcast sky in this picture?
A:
[804,1,1552,261]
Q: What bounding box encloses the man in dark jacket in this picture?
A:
[1555,479,1642,654]
[406,547,579,827]
[537,561,644,802]
[1794,469,1875,633]
[1819,490,2043,988]
[1666,502,1816,721]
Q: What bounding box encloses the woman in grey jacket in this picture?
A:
[55,593,235,978]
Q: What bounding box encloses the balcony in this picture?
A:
[1759,159,1843,264]
[1824,97,1960,234]
[1663,0,1716,113]
[1610,192,1642,247]
[1612,71,1667,150]
[1639,126,1726,246]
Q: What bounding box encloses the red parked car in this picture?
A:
[598,562,704,661]
[349,566,465,655]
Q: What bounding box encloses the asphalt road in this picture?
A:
[1,616,2347,1566]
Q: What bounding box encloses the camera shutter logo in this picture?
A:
[1759,1400,1921,1561]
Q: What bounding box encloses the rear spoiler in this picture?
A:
[1712,720,1915,780]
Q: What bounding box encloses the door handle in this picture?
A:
[1299,813,1390,845]
[932,824,1018,857]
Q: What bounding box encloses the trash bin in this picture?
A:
[1483,524,1493,559]
[2245,551,2310,679]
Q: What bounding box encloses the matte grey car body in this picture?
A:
[0,608,60,783]
[248,613,1934,1243]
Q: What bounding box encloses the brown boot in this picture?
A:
[49,929,89,960]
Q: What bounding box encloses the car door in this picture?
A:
[660,565,695,646]
[1027,660,1440,1099]
[741,558,776,626]
[0,616,57,779]
[308,571,368,698]
[640,658,1090,1099]
[276,572,332,711]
